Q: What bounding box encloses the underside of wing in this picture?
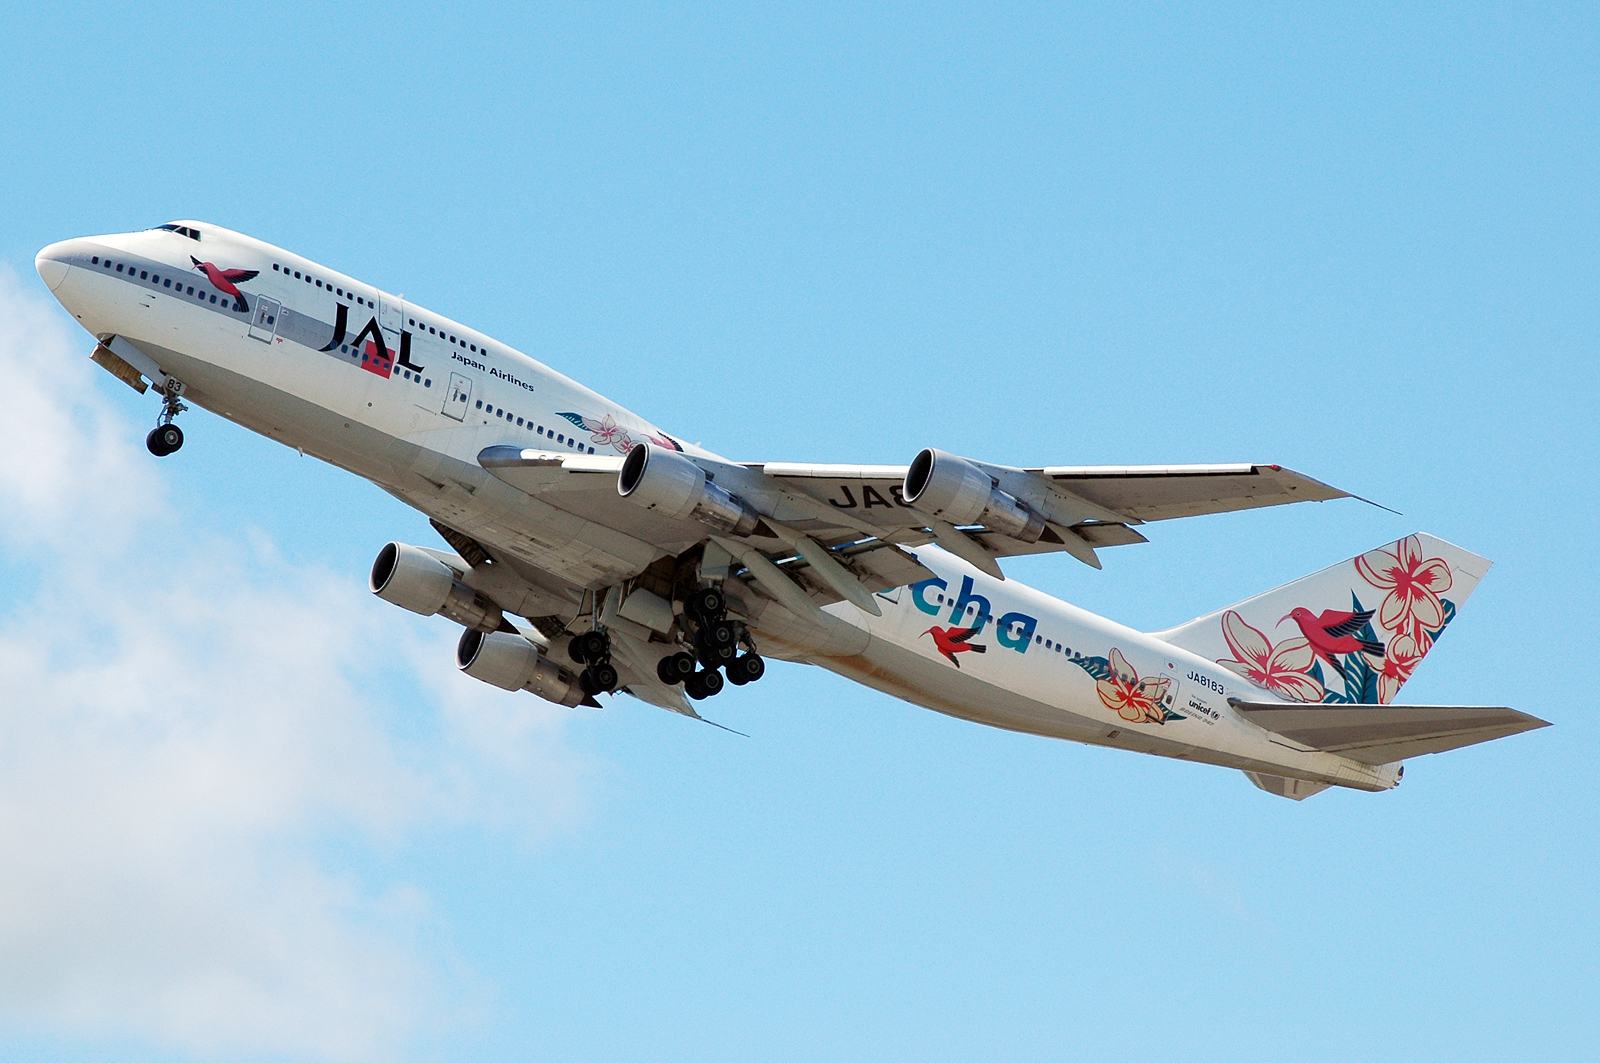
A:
[1231,701,1550,765]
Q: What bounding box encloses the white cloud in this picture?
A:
[0,269,588,1061]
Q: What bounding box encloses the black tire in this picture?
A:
[146,428,169,456]
[576,630,609,664]
[699,668,724,696]
[732,653,766,684]
[687,587,725,621]
[726,667,748,686]
[579,668,600,696]
[685,673,709,700]
[155,424,183,454]
[668,652,697,681]
[705,620,736,649]
[699,641,736,668]
[592,662,618,692]
[567,638,586,664]
[657,657,679,685]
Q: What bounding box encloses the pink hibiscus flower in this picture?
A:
[1096,648,1172,724]
[1355,534,1453,640]
[588,414,633,452]
[1216,610,1326,703]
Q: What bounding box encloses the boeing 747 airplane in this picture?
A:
[35,222,1547,799]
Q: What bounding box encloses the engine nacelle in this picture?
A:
[456,629,588,708]
[902,448,1047,544]
[370,542,504,632]
[617,442,763,537]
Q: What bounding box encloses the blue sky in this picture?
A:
[1,3,1596,1061]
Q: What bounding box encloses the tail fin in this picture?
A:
[1153,534,1491,705]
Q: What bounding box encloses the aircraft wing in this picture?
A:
[474,446,1355,620]
[747,458,1350,575]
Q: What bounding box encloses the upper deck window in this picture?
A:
[154,223,201,240]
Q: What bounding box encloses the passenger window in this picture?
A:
[294,271,301,278]
[516,417,524,426]
[273,264,279,271]
[116,264,123,272]
[210,295,218,303]
[475,401,483,409]
[425,379,431,387]
[537,427,544,435]
[92,256,99,264]
[164,279,171,287]
[140,270,148,279]
[186,286,194,294]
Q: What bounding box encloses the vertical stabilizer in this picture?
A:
[1153,534,1490,705]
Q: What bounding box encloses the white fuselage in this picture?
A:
[37,223,1397,792]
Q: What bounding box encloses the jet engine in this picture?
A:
[456,629,589,708]
[902,448,1047,544]
[617,442,764,537]
[370,542,504,631]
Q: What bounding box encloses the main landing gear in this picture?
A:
[568,628,619,696]
[146,378,188,457]
[654,586,766,701]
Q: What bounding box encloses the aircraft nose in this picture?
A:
[35,240,74,292]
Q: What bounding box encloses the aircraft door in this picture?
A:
[248,296,281,343]
[442,372,472,421]
[1158,666,1184,720]
[378,294,404,335]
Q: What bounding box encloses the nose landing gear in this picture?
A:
[146,378,188,457]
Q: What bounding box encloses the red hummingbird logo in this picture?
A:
[1280,607,1386,681]
[921,624,987,668]
[191,256,260,312]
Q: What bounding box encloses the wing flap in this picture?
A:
[1231,701,1550,765]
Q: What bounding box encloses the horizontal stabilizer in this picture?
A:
[1231,701,1550,765]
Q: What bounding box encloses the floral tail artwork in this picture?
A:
[1155,534,1484,707]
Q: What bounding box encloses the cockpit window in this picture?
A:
[154,223,201,240]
